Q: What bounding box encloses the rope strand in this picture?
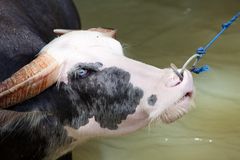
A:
[171,12,240,78]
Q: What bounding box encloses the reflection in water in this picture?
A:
[73,0,240,159]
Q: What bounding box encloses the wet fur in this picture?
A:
[2,63,143,159]
[0,111,73,160]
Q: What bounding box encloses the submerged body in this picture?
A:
[0,1,194,160]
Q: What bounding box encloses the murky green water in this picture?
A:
[72,0,240,159]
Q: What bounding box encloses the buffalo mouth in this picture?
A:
[176,91,193,106]
[159,90,194,124]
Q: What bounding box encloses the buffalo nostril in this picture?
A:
[165,75,182,87]
[174,81,181,87]
[185,91,193,98]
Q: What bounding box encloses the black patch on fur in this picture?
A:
[7,63,144,158]
[66,63,144,129]
[11,63,144,130]
[148,94,157,106]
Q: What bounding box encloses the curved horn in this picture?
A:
[0,53,60,108]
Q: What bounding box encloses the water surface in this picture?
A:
[73,0,240,159]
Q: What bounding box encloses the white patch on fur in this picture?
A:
[37,30,194,140]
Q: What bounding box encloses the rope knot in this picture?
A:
[191,65,210,74]
[196,47,206,56]
[222,22,231,29]
[222,12,240,29]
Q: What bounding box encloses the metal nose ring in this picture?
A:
[170,63,183,81]
[170,54,201,81]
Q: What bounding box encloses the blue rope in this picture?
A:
[191,12,240,74]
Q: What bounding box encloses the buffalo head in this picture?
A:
[0,28,194,138]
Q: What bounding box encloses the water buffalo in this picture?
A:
[0,0,194,160]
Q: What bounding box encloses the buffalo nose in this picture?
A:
[164,69,194,92]
[165,71,182,87]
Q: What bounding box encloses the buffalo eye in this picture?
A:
[75,68,93,79]
[68,62,103,80]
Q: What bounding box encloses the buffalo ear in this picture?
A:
[54,27,117,38]
[88,27,117,38]
[53,29,74,35]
